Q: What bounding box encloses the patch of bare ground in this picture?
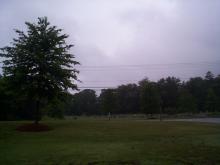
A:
[16,123,52,132]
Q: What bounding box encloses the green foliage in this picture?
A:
[45,98,64,119]
[186,77,207,112]
[0,17,79,122]
[0,77,13,120]
[69,89,98,115]
[139,79,160,114]
[99,89,117,114]
[205,71,214,81]
[65,72,220,116]
[1,17,79,96]
[205,88,219,112]
[157,77,180,113]
[213,75,220,98]
[116,84,140,114]
[178,89,197,113]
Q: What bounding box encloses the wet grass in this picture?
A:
[1,119,220,165]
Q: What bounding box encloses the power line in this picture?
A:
[78,86,116,89]
[76,61,220,69]
[79,80,140,83]
[79,68,213,72]
[77,77,191,84]
[75,61,219,90]
[82,79,189,83]
[77,63,219,72]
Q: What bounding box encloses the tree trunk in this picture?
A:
[108,112,111,120]
[34,99,40,124]
[159,106,162,121]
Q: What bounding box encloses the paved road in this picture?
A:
[167,118,220,124]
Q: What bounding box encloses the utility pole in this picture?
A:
[108,112,111,121]
[159,106,162,121]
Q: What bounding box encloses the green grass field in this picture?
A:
[1,119,220,165]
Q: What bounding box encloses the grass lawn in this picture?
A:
[1,118,220,165]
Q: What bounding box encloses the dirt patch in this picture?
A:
[16,123,52,132]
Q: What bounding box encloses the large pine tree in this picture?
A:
[0,17,79,124]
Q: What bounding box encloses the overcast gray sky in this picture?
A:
[0,0,220,91]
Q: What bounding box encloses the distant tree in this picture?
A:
[0,77,12,120]
[0,17,79,123]
[71,89,98,115]
[204,71,215,93]
[139,79,160,114]
[46,97,64,119]
[205,88,219,112]
[61,93,75,116]
[177,89,197,113]
[116,84,140,114]
[157,77,180,113]
[213,75,220,98]
[205,71,214,81]
[186,77,206,112]
[99,89,117,114]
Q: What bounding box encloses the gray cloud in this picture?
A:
[0,0,220,91]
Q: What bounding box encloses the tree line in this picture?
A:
[65,71,220,117]
[1,68,220,120]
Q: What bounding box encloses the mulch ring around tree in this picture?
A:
[16,123,52,132]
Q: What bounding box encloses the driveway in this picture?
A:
[167,118,220,124]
